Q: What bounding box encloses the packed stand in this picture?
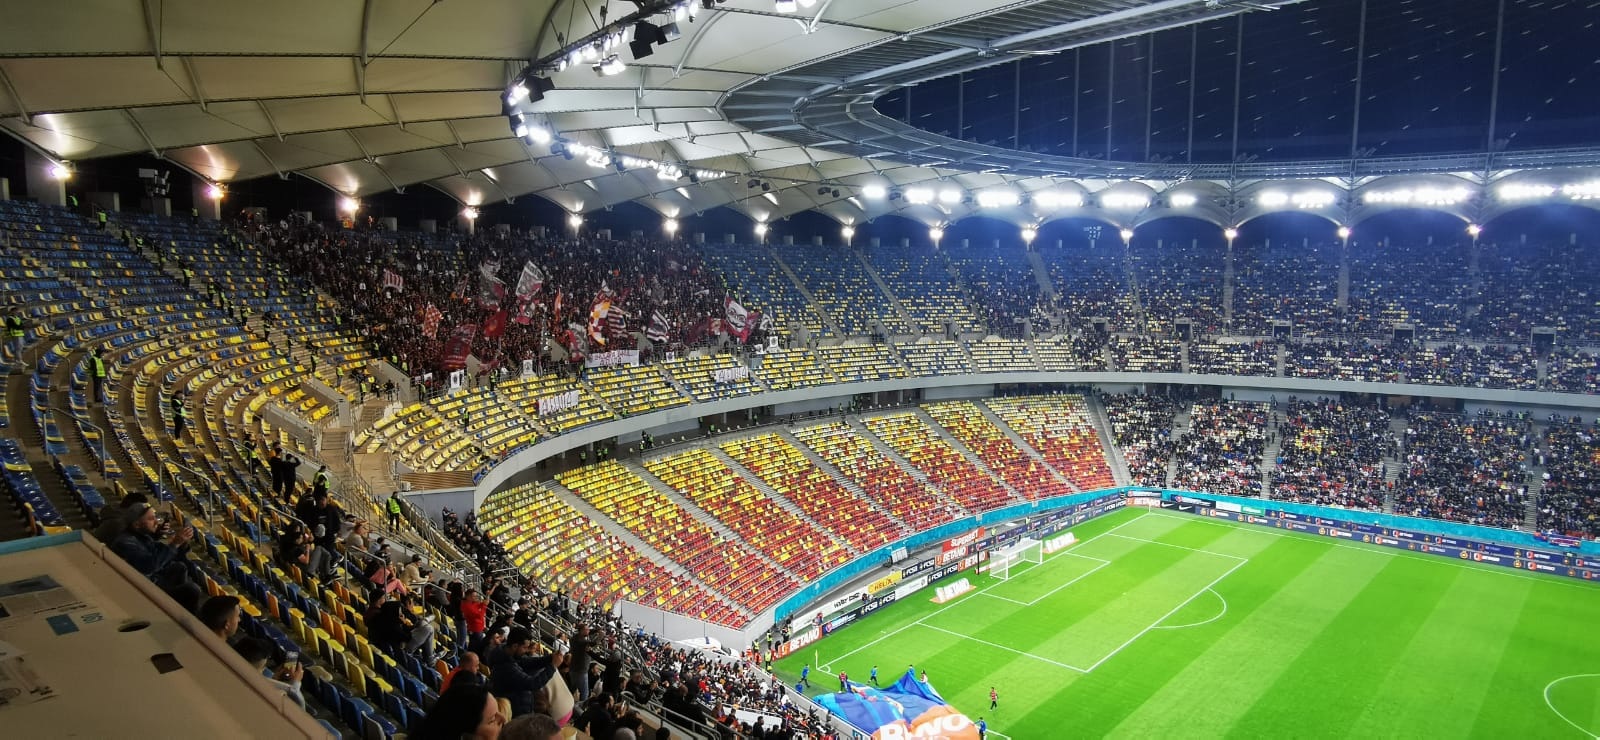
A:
[1539,423,1600,538]
[1468,241,1600,344]
[1174,400,1270,497]
[1284,339,1409,382]
[1101,392,1181,486]
[1346,240,1472,339]
[1128,241,1226,335]
[1189,339,1278,377]
[1041,242,1136,331]
[1110,335,1182,373]
[1407,343,1539,390]
[946,245,1048,337]
[1396,410,1532,529]
[1545,347,1600,394]
[1230,241,1341,336]
[1267,399,1394,510]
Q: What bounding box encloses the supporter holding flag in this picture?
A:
[647,309,672,344]
[382,268,404,293]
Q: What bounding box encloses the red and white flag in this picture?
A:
[420,303,443,339]
[646,310,672,344]
[382,269,404,293]
[724,296,752,341]
[587,290,613,347]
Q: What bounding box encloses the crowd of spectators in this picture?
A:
[1395,410,1532,529]
[1346,240,1473,340]
[1128,241,1226,335]
[1284,339,1409,382]
[1041,243,1136,331]
[238,216,734,378]
[1189,339,1278,376]
[1468,242,1600,344]
[1109,335,1183,373]
[1230,241,1341,337]
[1267,398,1394,510]
[1538,423,1600,538]
[1408,344,1539,390]
[1101,392,1181,486]
[1174,400,1270,497]
[946,246,1049,337]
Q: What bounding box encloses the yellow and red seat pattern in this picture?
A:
[984,396,1115,491]
[790,422,956,532]
[922,401,1076,500]
[721,433,904,550]
[862,412,1014,513]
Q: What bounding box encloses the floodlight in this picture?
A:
[664,218,679,234]
[1257,191,1289,207]
[841,225,855,241]
[49,163,72,180]
[1120,228,1135,242]
[906,187,934,205]
[775,0,797,12]
[938,188,962,205]
[1336,226,1351,240]
[594,55,626,76]
[1021,227,1037,243]
[1223,227,1239,241]
[1168,192,1197,208]
[567,213,584,229]
[339,197,360,214]
[754,222,769,236]
[462,207,479,220]
[205,184,225,200]
[928,226,945,242]
[862,184,888,199]
[1467,223,1482,237]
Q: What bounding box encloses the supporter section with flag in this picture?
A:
[814,669,980,739]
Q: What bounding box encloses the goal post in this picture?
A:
[990,537,1042,581]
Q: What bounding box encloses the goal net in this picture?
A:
[990,537,1042,581]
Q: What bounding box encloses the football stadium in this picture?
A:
[1,1,1599,738]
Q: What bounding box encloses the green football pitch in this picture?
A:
[773,506,1600,739]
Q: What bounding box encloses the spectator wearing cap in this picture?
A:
[110,502,201,612]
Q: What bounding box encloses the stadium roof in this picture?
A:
[4,0,1599,229]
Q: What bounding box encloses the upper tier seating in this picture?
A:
[816,344,908,383]
[700,247,825,338]
[865,245,983,334]
[585,364,689,417]
[966,338,1038,373]
[896,340,974,376]
[946,245,1044,337]
[1129,240,1226,335]
[1042,242,1135,331]
[757,348,836,391]
[663,353,762,401]
[776,245,910,336]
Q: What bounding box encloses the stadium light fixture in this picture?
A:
[1563,181,1600,201]
[663,218,679,234]
[462,207,480,220]
[1168,192,1198,208]
[1020,227,1037,244]
[567,213,583,230]
[49,162,72,180]
[594,55,626,76]
[1120,228,1135,243]
[1467,223,1483,237]
[1032,191,1083,209]
[339,197,360,214]
[841,225,855,243]
[754,222,769,240]
[861,184,888,200]
[928,226,945,244]
[1292,191,1335,209]
[205,184,225,200]
[1362,186,1471,206]
[1223,227,1239,242]
[1497,183,1556,201]
[1101,192,1150,210]
[1337,226,1352,240]
[938,188,962,205]
[978,190,1021,209]
[906,187,934,205]
[1257,191,1289,207]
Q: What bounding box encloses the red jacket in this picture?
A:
[462,599,488,634]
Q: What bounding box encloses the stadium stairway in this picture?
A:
[1382,414,1408,513]
[1259,421,1282,498]
[909,407,1027,502]
[1164,405,1191,487]
[704,443,853,550]
[766,246,846,337]
[1025,250,1057,303]
[852,250,919,334]
[970,402,1079,491]
[3,340,93,533]
[773,427,918,531]
[1082,394,1134,486]
[841,416,942,495]
[620,460,803,581]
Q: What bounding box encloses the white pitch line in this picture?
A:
[1101,532,1250,561]
[1081,557,1250,673]
[818,508,1153,670]
[977,558,1112,607]
[916,622,1089,673]
[1144,510,1600,592]
[1543,674,1600,739]
[1152,587,1229,630]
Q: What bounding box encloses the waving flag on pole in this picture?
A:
[382,269,404,293]
[587,290,613,347]
[513,295,541,326]
[724,296,753,342]
[483,308,509,340]
[646,310,672,343]
[514,261,545,298]
[478,261,505,307]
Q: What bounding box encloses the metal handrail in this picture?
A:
[163,459,222,527]
[76,417,110,472]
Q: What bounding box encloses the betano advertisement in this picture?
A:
[814,669,982,740]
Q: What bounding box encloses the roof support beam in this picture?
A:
[123,109,161,157]
[389,95,405,130]
[372,160,405,194]
[141,0,163,70]
[180,56,208,112]
[251,140,287,179]
[257,100,284,141]
[347,130,374,162]
[446,120,467,149]
[353,57,367,104]
[0,66,31,126]
[359,0,376,65]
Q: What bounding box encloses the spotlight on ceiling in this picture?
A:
[593,55,626,76]
[505,69,555,106]
[861,184,888,200]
